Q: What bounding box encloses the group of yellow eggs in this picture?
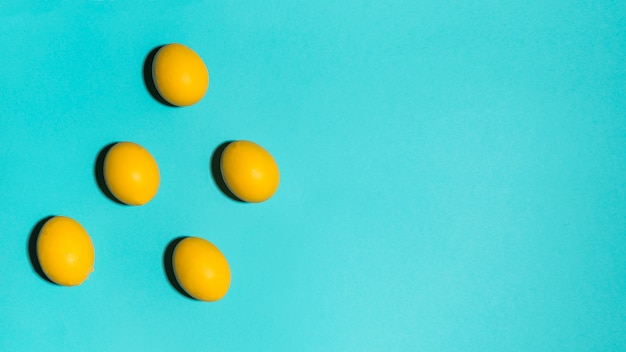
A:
[34,43,280,302]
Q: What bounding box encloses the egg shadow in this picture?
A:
[143,45,176,107]
[163,237,196,300]
[94,143,126,205]
[27,216,57,285]
[210,141,244,202]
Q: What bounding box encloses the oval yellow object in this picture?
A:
[152,43,209,106]
[103,142,160,206]
[172,237,231,302]
[36,216,95,286]
[220,140,280,203]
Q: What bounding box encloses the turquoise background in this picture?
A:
[1,1,625,351]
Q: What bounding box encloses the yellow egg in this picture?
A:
[36,216,95,286]
[152,43,209,106]
[103,142,160,206]
[220,140,280,203]
[172,237,231,302]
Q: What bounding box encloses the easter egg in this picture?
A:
[36,216,95,286]
[220,140,280,203]
[151,43,209,106]
[103,142,160,206]
[172,237,231,302]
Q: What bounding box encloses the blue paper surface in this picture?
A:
[0,1,625,350]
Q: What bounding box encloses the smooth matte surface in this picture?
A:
[0,1,625,351]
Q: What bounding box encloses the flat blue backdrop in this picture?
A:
[0,1,625,351]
